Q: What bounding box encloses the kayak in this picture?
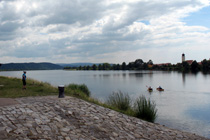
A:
[156,88,164,91]
[148,88,153,92]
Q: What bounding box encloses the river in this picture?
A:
[0,70,210,138]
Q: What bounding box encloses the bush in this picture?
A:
[79,84,91,97]
[134,95,157,122]
[67,84,90,97]
[106,91,131,111]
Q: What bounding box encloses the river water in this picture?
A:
[0,70,210,138]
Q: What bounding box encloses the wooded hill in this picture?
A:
[0,62,63,71]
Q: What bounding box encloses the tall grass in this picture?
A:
[106,91,131,111]
[134,95,157,122]
[66,83,91,97]
[105,92,157,122]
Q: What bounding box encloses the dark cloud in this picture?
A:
[38,0,105,26]
[0,21,22,32]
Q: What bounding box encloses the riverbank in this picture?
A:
[0,95,209,140]
[0,76,157,123]
[1,75,210,138]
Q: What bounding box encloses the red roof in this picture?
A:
[155,63,171,66]
[185,60,193,65]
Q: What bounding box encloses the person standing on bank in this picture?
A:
[22,71,27,89]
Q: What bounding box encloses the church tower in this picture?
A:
[182,53,185,62]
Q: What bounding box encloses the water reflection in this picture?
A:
[122,73,126,77]
[182,73,186,85]
[113,73,121,77]
[129,73,143,77]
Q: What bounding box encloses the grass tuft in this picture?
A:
[134,95,157,122]
[66,84,90,97]
[106,91,131,111]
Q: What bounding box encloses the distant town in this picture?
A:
[1,54,210,72]
[63,53,210,73]
[155,53,203,66]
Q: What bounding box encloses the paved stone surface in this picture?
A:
[0,98,19,107]
[0,96,209,140]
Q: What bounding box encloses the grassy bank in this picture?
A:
[0,76,92,98]
[0,76,157,122]
[0,76,58,98]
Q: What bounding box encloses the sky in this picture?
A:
[0,0,210,64]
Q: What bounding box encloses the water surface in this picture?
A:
[0,70,210,138]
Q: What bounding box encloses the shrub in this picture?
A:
[134,95,157,122]
[79,84,91,97]
[67,84,90,97]
[106,91,131,111]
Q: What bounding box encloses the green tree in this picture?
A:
[128,62,135,70]
[201,59,210,72]
[86,66,91,70]
[191,61,200,72]
[83,66,87,70]
[182,61,190,72]
[78,66,82,70]
[112,64,117,70]
[98,64,102,70]
[134,59,144,70]
[92,64,97,70]
[102,63,111,70]
[143,63,148,69]
[122,62,126,70]
[116,64,121,70]
[147,60,153,65]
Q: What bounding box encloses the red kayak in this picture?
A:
[157,88,164,91]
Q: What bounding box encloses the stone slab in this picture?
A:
[0,96,209,140]
[0,98,19,107]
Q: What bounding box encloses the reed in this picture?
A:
[133,95,157,122]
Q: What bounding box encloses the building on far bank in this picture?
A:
[155,63,171,66]
[148,64,153,68]
[185,60,193,65]
[181,53,202,65]
[182,53,185,62]
[198,62,202,65]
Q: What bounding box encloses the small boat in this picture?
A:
[156,87,164,91]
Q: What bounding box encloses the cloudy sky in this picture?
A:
[0,0,210,64]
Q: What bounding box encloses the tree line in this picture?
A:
[64,59,153,71]
[64,59,210,73]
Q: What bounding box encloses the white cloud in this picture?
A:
[0,0,210,64]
